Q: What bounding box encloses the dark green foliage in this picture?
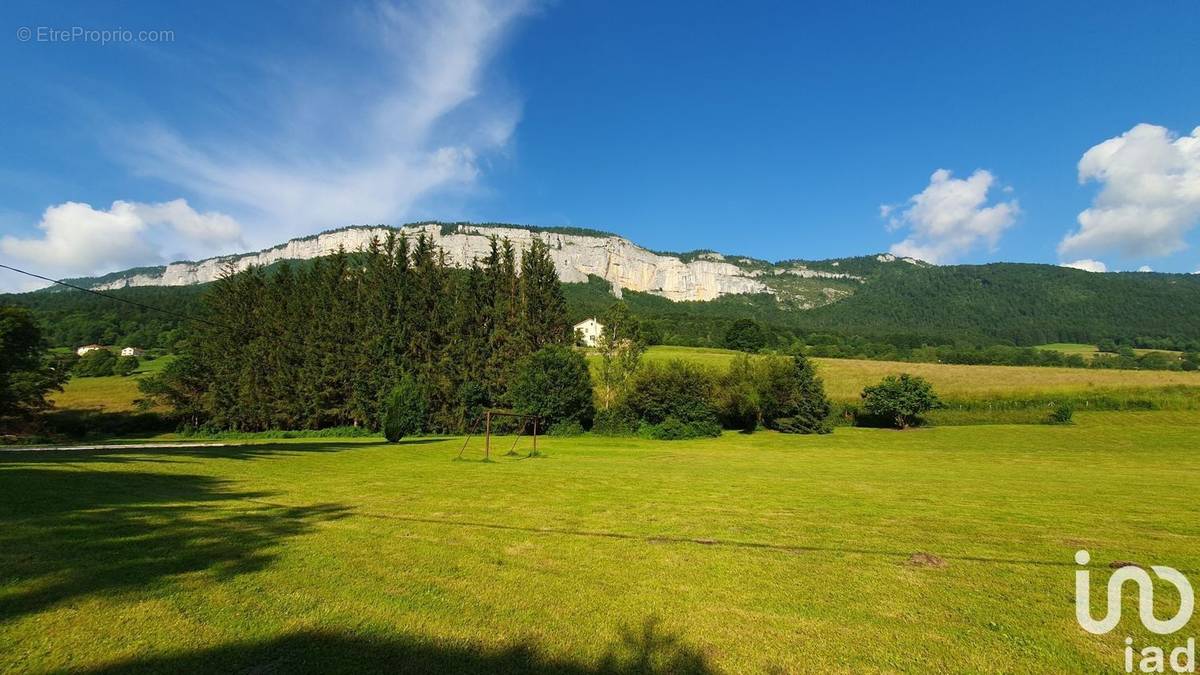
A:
[3,285,205,349]
[797,263,1200,347]
[136,354,209,428]
[507,345,595,429]
[717,384,760,433]
[715,356,761,432]
[141,235,571,433]
[591,407,639,436]
[724,319,766,352]
[715,355,832,434]
[519,240,571,349]
[0,306,68,427]
[74,349,118,377]
[114,356,140,377]
[546,420,585,436]
[861,374,941,429]
[625,360,720,438]
[1044,402,1074,425]
[382,376,427,442]
[638,416,722,440]
[759,355,832,434]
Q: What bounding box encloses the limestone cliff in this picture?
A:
[92,223,771,302]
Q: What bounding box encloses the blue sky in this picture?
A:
[2,0,1199,290]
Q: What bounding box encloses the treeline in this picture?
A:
[141,234,570,432]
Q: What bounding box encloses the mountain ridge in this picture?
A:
[56,221,925,307]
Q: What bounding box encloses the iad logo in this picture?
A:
[1075,550,1196,673]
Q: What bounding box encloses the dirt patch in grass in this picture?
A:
[907,552,947,568]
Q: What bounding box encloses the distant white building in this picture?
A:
[76,344,104,356]
[573,318,605,348]
[120,347,145,357]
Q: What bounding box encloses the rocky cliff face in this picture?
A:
[92,223,770,302]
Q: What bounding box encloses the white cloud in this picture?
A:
[1059,123,1200,259]
[1061,259,1108,273]
[1137,265,1153,272]
[120,0,533,248]
[1,199,242,283]
[885,168,1019,264]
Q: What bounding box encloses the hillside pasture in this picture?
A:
[1,411,1197,672]
[49,356,174,413]
[590,346,1200,402]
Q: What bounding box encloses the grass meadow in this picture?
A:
[2,411,1199,673]
[593,345,1200,404]
[49,357,174,413]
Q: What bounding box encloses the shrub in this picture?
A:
[861,374,941,429]
[113,355,140,377]
[638,417,721,440]
[625,360,719,430]
[547,420,585,436]
[591,406,639,436]
[716,355,759,432]
[1044,402,1074,425]
[74,349,117,377]
[382,375,427,442]
[717,382,760,433]
[507,345,595,429]
[758,355,832,434]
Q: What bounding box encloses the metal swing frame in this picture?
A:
[456,409,542,461]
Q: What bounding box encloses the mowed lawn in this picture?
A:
[3,412,1199,673]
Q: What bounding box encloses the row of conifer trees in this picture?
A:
[168,233,571,432]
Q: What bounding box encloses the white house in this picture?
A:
[120,347,145,357]
[76,344,104,356]
[573,317,605,348]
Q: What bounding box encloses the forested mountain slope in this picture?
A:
[793,263,1200,346]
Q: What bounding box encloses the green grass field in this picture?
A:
[49,356,175,412]
[2,411,1198,673]
[586,346,1200,403]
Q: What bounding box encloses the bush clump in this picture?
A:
[625,360,721,439]
[546,420,585,436]
[759,355,833,434]
[861,373,941,429]
[382,375,427,442]
[591,407,639,436]
[1044,401,1074,425]
[638,417,722,440]
[507,345,595,429]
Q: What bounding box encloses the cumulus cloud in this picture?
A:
[1059,123,1200,259]
[883,169,1019,264]
[121,0,534,247]
[1,199,242,281]
[1137,265,1153,272]
[1061,259,1108,273]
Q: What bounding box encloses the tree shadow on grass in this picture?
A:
[0,467,350,623]
[0,439,444,465]
[78,617,713,674]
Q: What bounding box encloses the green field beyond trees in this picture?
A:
[2,411,1197,673]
